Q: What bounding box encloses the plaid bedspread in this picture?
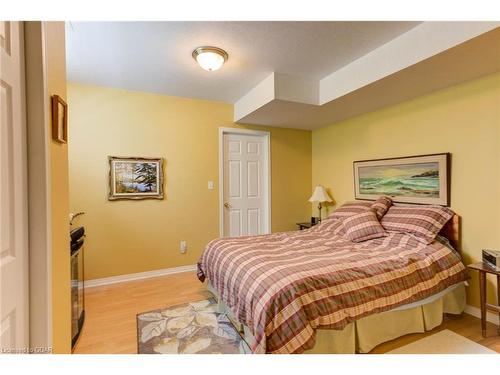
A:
[196,218,467,354]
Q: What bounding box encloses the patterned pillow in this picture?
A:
[380,205,455,244]
[343,210,388,243]
[328,201,372,220]
[329,197,392,221]
[371,196,393,219]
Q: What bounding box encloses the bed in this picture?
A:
[197,201,468,354]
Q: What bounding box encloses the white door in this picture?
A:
[0,21,29,352]
[222,131,270,237]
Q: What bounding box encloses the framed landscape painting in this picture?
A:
[108,156,164,200]
[353,153,450,206]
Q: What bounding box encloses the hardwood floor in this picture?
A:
[73,272,500,354]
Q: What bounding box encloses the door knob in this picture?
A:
[224,202,231,209]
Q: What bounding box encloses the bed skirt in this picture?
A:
[207,282,466,354]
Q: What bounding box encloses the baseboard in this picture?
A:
[464,304,500,326]
[85,264,197,288]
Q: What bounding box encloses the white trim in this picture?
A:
[218,127,271,237]
[465,304,500,326]
[85,264,197,288]
[24,21,52,350]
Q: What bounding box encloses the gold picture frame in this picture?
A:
[108,156,164,200]
[51,94,68,143]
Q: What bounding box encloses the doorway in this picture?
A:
[219,128,271,237]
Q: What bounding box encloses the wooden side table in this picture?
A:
[296,222,313,230]
[467,262,500,337]
[297,217,320,230]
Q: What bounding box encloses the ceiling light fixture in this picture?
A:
[192,46,228,71]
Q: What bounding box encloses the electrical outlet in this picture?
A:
[208,180,214,190]
[180,241,187,254]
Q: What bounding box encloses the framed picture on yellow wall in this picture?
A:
[51,94,68,143]
[108,156,164,200]
[353,153,450,206]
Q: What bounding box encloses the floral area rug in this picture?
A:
[136,298,252,354]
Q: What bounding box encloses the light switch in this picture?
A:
[208,180,214,190]
[180,241,187,254]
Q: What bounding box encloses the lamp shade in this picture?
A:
[308,185,332,203]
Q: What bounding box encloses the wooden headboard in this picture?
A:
[439,214,461,253]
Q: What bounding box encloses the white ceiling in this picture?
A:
[65,21,420,103]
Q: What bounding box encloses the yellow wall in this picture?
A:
[312,72,500,308]
[67,84,312,280]
[67,72,498,311]
[45,22,71,353]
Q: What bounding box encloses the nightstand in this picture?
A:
[296,222,313,230]
[467,262,500,337]
[298,221,321,230]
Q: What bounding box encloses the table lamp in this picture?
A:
[309,185,332,222]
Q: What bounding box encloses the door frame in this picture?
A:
[24,21,53,350]
[218,127,271,237]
